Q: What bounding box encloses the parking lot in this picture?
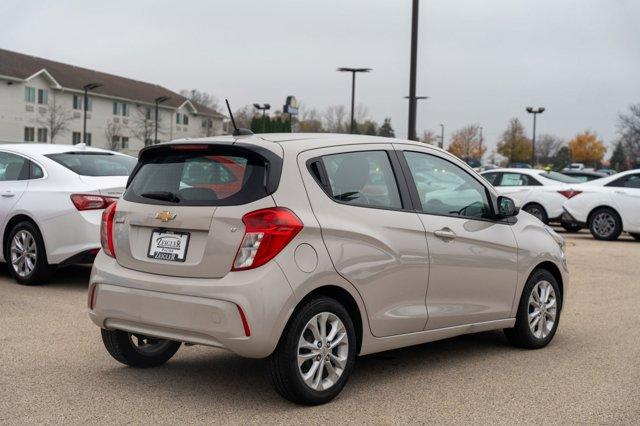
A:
[1,230,639,424]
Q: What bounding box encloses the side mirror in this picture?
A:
[497,196,519,218]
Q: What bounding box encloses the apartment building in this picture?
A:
[0,48,225,155]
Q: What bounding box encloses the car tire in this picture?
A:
[101,329,181,368]
[561,221,582,233]
[5,221,56,285]
[588,207,622,241]
[523,203,548,224]
[504,268,561,349]
[267,297,357,405]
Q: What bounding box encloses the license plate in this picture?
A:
[147,230,190,262]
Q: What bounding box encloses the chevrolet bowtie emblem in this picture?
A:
[155,211,176,222]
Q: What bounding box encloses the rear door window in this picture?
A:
[124,145,277,206]
[0,152,29,181]
[320,151,402,209]
[45,152,136,176]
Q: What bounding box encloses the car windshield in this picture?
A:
[46,152,136,176]
[539,171,581,183]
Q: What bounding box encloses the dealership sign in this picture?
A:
[283,96,298,115]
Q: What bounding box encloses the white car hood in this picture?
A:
[79,175,128,197]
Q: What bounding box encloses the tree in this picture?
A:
[297,106,324,133]
[358,120,378,135]
[552,146,572,171]
[420,130,439,145]
[447,124,486,160]
[497,118,532,165]
[609,141,628,171]
[536,134,564,166]
[617,103,640,166]
[568,131,607,168]
[377,118,395,137]
[232,105,255,130]
[179,89,220,112]
[104,119,123,151]
[324,105,348,133]
[36,100,73,143]
[129,106,160,146]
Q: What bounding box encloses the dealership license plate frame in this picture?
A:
[147,229,190,262]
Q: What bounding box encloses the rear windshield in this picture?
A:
[124,145,280,206]
[46,152,136,176]
[539,171,581,183]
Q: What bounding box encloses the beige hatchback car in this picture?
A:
[89,134,568,405]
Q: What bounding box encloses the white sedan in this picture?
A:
[562,169,640,241]
[480,168,583,230]
[0,143,136,285]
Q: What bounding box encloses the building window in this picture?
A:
[121,136,129,149]
[85,133,92,146]
[73,95,82,110]
[37,89,48,105]
[176,113,181,124]
[25,87,36,103]
[113,101,120,115]
[24,127,35,142]
[72,131,82,144]
[122,103,129,117]
[37,128,48,142]
[183,114,189,125]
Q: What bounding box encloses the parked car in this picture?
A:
[508,162,532,169]
[480,168,583,231]
[89,134,568,405]
[596,168,617,176]
[0,143,136,284]
[562,169,640,241]
[565,163,585,171]
[560,169,607,182]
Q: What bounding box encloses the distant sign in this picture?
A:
[283,96,298,115]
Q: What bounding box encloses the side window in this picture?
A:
[525,175,542,186]
[482,172,500,185]
[320,151,402,209]
[403,151,492,219]
[29,161,44,179]
[619,174,640,189]
[0,152,29,181]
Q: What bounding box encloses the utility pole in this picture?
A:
[337,67,371,133]
[439,123,444,148]
[407,0,420,140]
[82,83,102,145]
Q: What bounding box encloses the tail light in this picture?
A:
[232,207,303,271]
[558,190,582,199]
[88,284,98,310]
[100,202,117,258]
[71,194,117,211]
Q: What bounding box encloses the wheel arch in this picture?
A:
[2,213,41,260]
[534,261,564,309]
[522,201,547,217]
[290,285,364,354]
[587,204,622,227]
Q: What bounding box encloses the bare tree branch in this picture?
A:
[36,97,73,143]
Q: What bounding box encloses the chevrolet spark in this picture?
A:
[89,134,568,405]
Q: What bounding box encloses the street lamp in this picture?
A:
[407,0,420,141]
[404,95,428,140]
[479,126,483,161]
[337,67,371,133]
[154,96,170,144]
[82,83,102,144]
[439,124,445,148]
[253,103,271,133]
[526,107,545,167]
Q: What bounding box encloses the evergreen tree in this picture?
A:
[378,118,395,137]
[552,146,572,170]
[609,141,628,171]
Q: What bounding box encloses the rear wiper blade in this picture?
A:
[140,191,180,203]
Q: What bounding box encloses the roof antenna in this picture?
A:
[225,99,253,136]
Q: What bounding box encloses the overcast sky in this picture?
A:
[2,0,639,153]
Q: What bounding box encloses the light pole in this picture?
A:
[154,96,170,144]
[526,107,545,167]
[404,95,428,140]
[479,126,483,162]
[407,0,420,141]
[439,124,445,148]
[337,67,371,133]
[82,83,102,144]
[253,103,271,133]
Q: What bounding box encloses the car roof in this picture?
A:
[167,133,448,156]
[479,168,544,175]
[0,143,128,157]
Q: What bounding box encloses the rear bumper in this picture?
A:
[88,252,296,358]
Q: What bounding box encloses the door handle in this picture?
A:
[614,190,626,195]
[434,228,456,241]
[1,192,14,198]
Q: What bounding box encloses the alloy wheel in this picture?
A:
[297,312,349,391]
[525,206,544,222]
[128,334,175,356]
[528,280,557,339]
[10,230,37,277]
[592,212,616,238]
